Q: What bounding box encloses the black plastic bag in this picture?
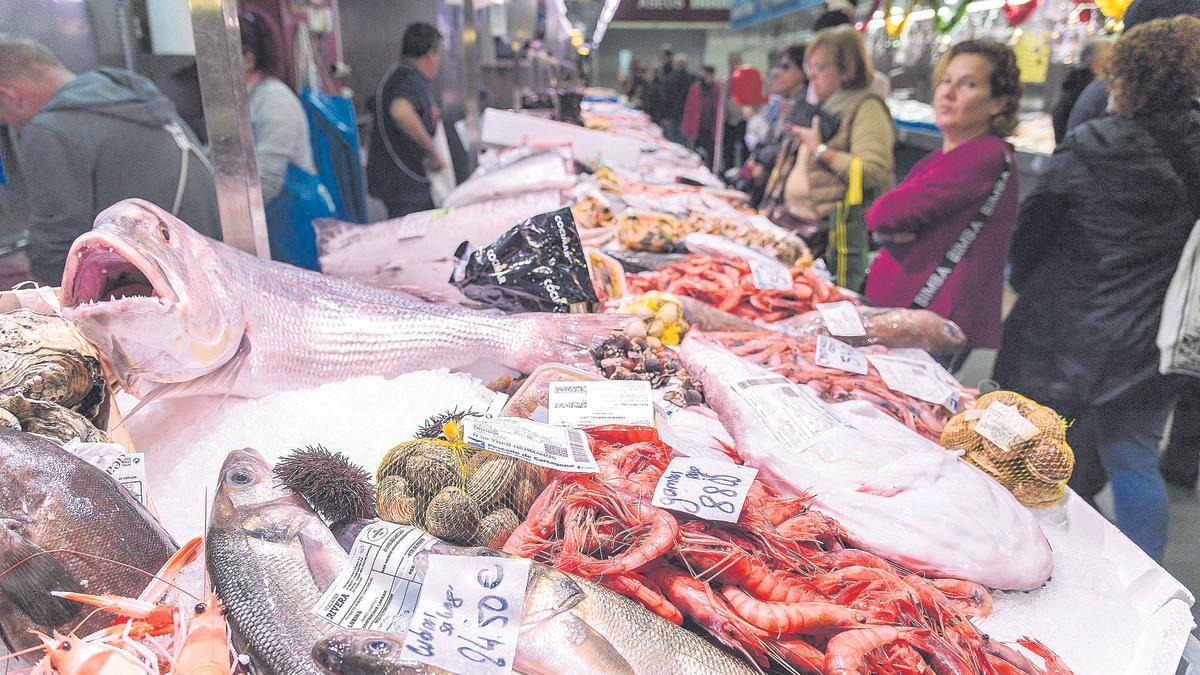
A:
[449,206,599,313]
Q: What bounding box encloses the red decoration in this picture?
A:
[1003,0,1040,25]
[730,66,769,106]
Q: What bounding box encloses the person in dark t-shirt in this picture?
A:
[367,22,444,217]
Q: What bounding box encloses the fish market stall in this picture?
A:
[0,100,1195,675]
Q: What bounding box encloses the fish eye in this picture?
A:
[228,470,253,485]
[194,603,206,615]
[365,639,393,655]
[159,223,171,242]
[59,641,71,651]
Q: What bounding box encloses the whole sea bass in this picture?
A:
[312,548,754,675]
[207,448,347,674]
[60,199,622,399]
[0,428,175,653]
[679,334,1053,591]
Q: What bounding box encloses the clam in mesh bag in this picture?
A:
[940,391,1074,508]
[376,416,546,547]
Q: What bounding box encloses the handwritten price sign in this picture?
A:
[403,555,530,675]
[651,457,758,523]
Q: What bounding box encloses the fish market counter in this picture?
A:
[121,372,1197,675]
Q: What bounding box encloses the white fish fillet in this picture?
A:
[679,334,1053,591]
[443,150,576,208]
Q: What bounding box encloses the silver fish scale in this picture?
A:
[213,245,607,398]
[207,527,335,674]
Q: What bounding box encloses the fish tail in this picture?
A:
[511,312,626,373]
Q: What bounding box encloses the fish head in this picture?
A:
[313,629,406,674]
[212,448,288,521]
[60,199,246,396]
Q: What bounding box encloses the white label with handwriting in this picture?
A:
[974,402,1040,453]
[548,380,654,427]
[652,457,758,523]
[866,350,960,411]
[461,417,598,473]
[816,301,866,337]
[403,555,530,675]
[814,335,869,375]
[311,522,439,631]
[747,257,794,291]
[732,375,844,453]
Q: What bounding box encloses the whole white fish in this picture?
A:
[679,334,1053,591]
[59,199,622,399]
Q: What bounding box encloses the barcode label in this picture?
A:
[461,417,599,473]
[548,380,654,427]
[735,376,790,390]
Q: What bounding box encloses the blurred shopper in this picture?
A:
[773,26,895,291]
[683,65,721,164]
[742,45,808,207]
[864,41,1022,367]
[367,22,445,218]
[662,54,696,145]
[721,53,748,173]
[622,58,648,107]
[807,9,891,98]
[1051,37,1113,144]
[644,66,665,123]
[659,44,675,79]
[994,16,1200,561]
[0,36,220,285]
[240,13,325,270]
[1065,0,1200,133]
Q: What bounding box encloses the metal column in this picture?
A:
[460,0,482,166]
[187,0,271,257]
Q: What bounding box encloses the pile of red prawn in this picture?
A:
[502,426,1071,675]
[626,255,848,322]
[710,331,976,441]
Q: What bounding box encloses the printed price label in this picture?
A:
[816,301,866,337]
[67,441,148,507]
[974,402,1040,453]
[403,555,530,675]
[461,417,598,473]
[866,350,961,411]
[548,380,654,427]
[814,335,869,375]
[747,257,794,291]
[312,522,439,632]
[732,375,844,453]
[651,457,758,523]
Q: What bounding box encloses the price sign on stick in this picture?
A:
[652,457,758,523]
[403,555,530,675]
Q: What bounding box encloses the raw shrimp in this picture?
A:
[643,564,771,667]
[721,587,879,636]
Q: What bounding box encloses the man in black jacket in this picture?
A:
[661,54,695,145]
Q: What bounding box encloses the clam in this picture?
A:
[424,486,481,543]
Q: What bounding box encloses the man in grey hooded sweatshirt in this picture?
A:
[0,37,221,285]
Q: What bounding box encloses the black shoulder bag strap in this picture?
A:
[910,152,1012,309]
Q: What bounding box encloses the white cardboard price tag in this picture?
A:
[651,457,758,523]
[403,555,530,675]
[548,380,654,427]
[311,522,439,632]
[814,335,869,375]
[732,375,844,453]
[67,441,149,507]
[866,351,960,411]
[815,301,866,337]
[462,417,598,473]
[974,402,1040,453]
[747,258,794,291]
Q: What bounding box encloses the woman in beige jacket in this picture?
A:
[784,26,895,290]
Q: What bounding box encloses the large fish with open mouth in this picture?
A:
[59,199,623,399]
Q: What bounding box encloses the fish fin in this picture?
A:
[114,334,251,425]
[298,532,342,593]
[0,529,84,628]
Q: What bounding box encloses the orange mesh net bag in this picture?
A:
[940,390,1074,508]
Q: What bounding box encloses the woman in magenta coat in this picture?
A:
[864,40,1023,361]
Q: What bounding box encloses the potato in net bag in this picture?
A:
[376,412,546,546]
[940,391,1074,508]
